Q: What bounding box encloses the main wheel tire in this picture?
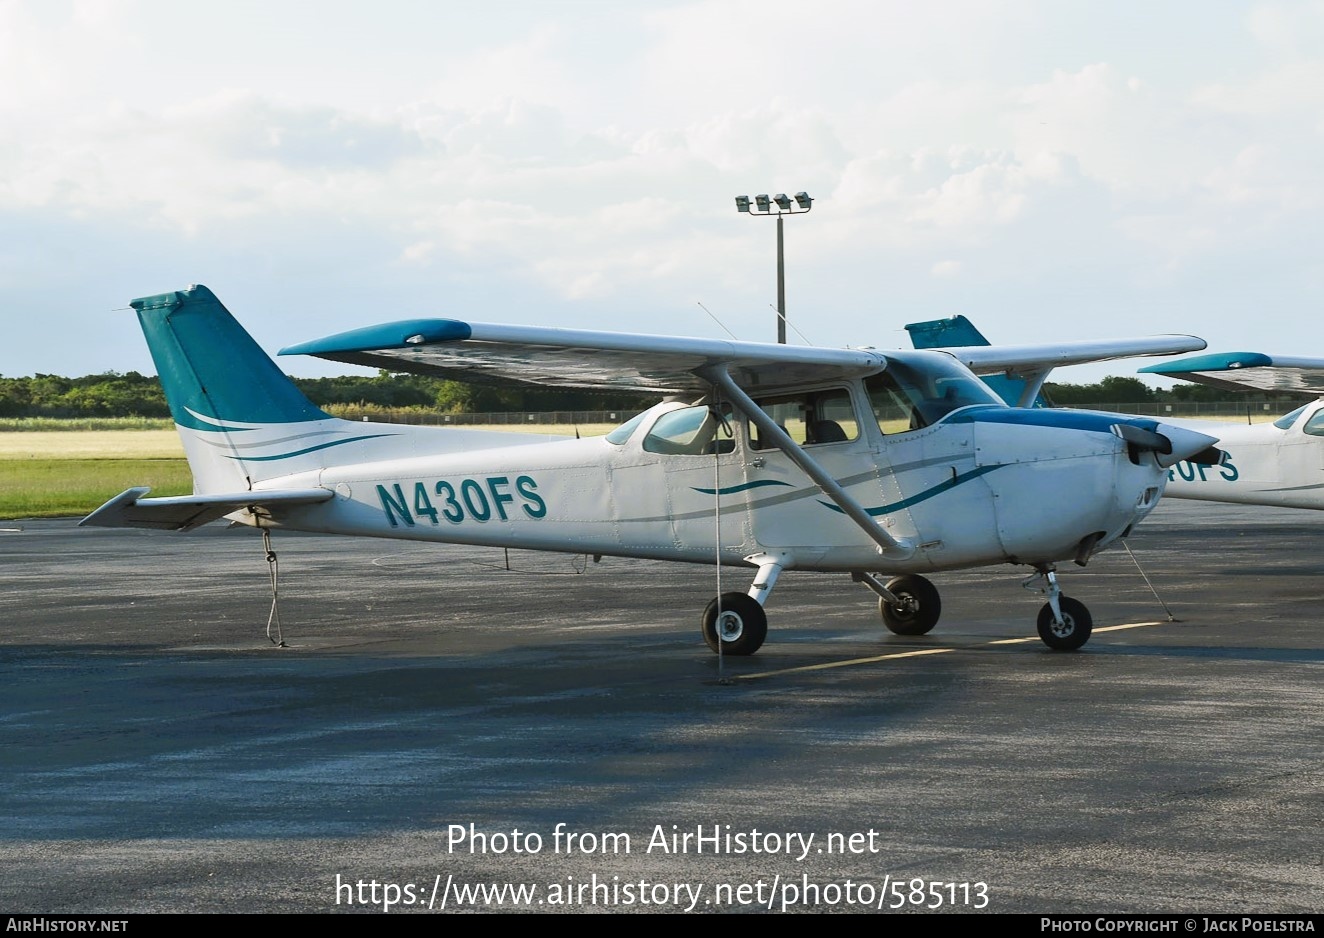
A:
[701,592,768,656]
[879,574,942,635]
[1036,596,1093,651]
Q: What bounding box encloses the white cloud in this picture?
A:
[2,1,1324,375]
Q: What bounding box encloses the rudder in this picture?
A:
[134,285,359,493]
[134,284,330,430]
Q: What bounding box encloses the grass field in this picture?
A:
[0,424,614,520]
[0,459,193,520]
[0,412,1258,520]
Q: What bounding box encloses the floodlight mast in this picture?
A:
[734,191,813,343]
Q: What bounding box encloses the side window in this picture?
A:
[642,405,735,455]
[749,389,858,450]
[1303,408,1324,437]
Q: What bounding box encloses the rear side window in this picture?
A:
[749,388,858,450]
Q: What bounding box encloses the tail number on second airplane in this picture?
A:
[1168,452,1239,484]
[377,476,547,527]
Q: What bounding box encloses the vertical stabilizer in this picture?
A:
[904,314,992,350]
[906,314,1047,408]
[133,285,363,493]
[134,285,330,429]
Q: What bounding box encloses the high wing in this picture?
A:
[1139,353,1324,395]
[280,318,1206,392]
[80,487,334,532]
[281,320,891,392]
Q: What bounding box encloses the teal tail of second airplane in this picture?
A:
[906,315,1048,408]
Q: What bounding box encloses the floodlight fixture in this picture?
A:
[731,188,815,344]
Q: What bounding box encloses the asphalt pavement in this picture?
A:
[0,499,1320,914]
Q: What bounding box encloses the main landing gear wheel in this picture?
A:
[701,592,768,656]
[879,574,942,636]
[1036,596,1092,651]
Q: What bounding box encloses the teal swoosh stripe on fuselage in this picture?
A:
[691,480,795,496]
[224,433,399,461]
[621,461,1004,524]
[199,429,355,451]
[818,464,1005,516]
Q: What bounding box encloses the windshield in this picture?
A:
[1273,404,1309,430]
[605,410,650,444]
[866,356,1003,433]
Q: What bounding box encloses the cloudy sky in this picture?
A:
[2,0,1321,385]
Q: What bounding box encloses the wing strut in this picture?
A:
[700,365,914,558]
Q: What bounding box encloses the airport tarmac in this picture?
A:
[0,499,1320,914]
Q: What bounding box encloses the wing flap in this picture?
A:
[80,487,334,532]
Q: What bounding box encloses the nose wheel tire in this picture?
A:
[879,574,942,636]
[1036,596,1092,651]
[701,592,768,656]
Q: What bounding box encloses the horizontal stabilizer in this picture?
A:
[79,487,334,532]
[1139,353,1324,395]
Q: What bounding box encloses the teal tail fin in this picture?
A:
[133,284,330,430]
[906,314,1047,408]
[133,285,396,493]
[904,314,991,350]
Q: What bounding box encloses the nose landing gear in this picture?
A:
[1024,565,1093,650]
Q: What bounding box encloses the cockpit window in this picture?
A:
[867,356,1003,433]
[1273,404,1309,430]
[605,410,649,444]
[642,404,735,455]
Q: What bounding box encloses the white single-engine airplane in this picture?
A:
[1137,353,1324,510]
[82,285,1221,653]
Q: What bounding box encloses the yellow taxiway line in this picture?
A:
[734,621,1167,681]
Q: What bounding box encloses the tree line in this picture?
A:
[0,371,656,418]
[0,371,1295,419]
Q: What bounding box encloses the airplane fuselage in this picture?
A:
[1161,401,1324,510]
[232,400,1174,577]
